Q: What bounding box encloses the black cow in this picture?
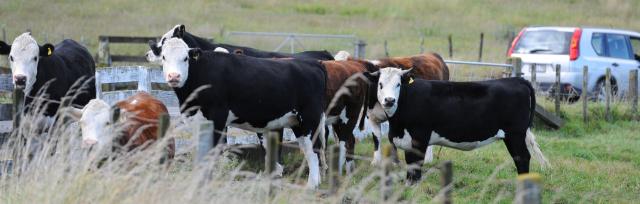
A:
[361,68,550,183]
[0,33,95,117]
[159,38,327,188]
[146,24,334,63]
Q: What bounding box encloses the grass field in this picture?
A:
[1,0,640,203]
[1,0,639,61]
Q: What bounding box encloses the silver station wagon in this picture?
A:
[508,26,640,101]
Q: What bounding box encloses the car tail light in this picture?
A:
[570,28,582,61]
[507,28,525,57]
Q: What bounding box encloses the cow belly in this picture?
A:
[227,110,299,133]
[429,130,505,151]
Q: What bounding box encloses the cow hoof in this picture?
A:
[345,160,356,174]
[371,151,382,166]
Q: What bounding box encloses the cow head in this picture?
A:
[146,24,186,64]
[160,38,200,88]
[5,32,54,92]
[67,99,121,148]
[364,67,412,116]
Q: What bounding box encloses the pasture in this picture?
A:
[1,0,640,203]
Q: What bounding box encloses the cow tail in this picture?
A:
[358,80,369,131]
[526,80,536,128]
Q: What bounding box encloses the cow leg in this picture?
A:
[333,122,357,175]
[369,119,383,165]
[293,111,324,188]
[258,129,284,177]
[210,110,229,149]
[503,131,531,174]
[402,128,428,185]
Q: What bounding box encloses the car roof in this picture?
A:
[525,26,640,36]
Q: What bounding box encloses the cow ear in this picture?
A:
[0,41,11,55]
[173,24,186,38]
[233,49,244,55]
[148,40,161,56]
[64,107,83,121]
[39,44,54,57]
[400,68,414,84]
[189,48,202,61]
[362,71,380,84]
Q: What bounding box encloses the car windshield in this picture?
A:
[513,30,573,54]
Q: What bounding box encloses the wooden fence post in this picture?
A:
[329,144,340,195]
[605,68,612,122]
[555,65,561,116]
[530,64,537,90]
[97,36,111,66]
[629,70,638,118]
[12,89,24,130]
[515,173,542,204]
[195,121,214,164]
[419,36,425,54]
[582,66,588,123]
[478,32,484,62]
[355,40,367,59]
[157,113,170,163]
[265,131,280,176]
[381,144,393,201]
[510,57,522,77]
[384,40,389,57]
[447,35,453,58]
[441,160,453,204]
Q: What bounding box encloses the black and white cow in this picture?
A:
[362,68,550,183]
[159,38,327,188]
[0,33,95,117]
[146,25,334,64]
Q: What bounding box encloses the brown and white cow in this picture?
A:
[67,92,175,159]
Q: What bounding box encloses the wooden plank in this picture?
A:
[99,36,158,44]
[535,104,564,129]
[111,55,148,63]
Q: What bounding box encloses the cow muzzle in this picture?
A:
[383,97,396,108]
[167,73,181,87]
[14,75,26,89]
[82,138,98,148]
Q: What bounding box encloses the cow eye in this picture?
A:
[183,57,188,62]
[396,83,400,87]
[162,56,165,60]
[33,56,37,61]
[379,83,383,89]
[9,56,13,62]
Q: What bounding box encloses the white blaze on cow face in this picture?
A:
[160,38,190,88]
[68,99,114,149]
[9,33,41,92]
[334,50,351,61]
[376,68,411,117]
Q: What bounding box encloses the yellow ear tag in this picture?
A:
[47,47,52,56]
[409,77,415,84]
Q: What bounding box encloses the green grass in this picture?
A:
[1,0,639,63]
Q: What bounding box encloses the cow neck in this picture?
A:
[183,32,217,50]
[29,55,64,97]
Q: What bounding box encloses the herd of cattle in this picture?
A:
[0,25,549,188]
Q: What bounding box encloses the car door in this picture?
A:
[629,35,640,97]
[604,33,638,96]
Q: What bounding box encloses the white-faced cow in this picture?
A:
[146,25,334,64]
[67,92,175,159]
[160,38,327,188]
[361,68,549,183]
[0,32,95,117]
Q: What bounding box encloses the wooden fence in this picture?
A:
[95,35,213,66]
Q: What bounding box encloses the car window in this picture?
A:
[591,33,605,56]
[513,30,572,54]
[605,34,632,59]
[630,37,640,61]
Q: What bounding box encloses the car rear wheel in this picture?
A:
[592,79,617,102]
